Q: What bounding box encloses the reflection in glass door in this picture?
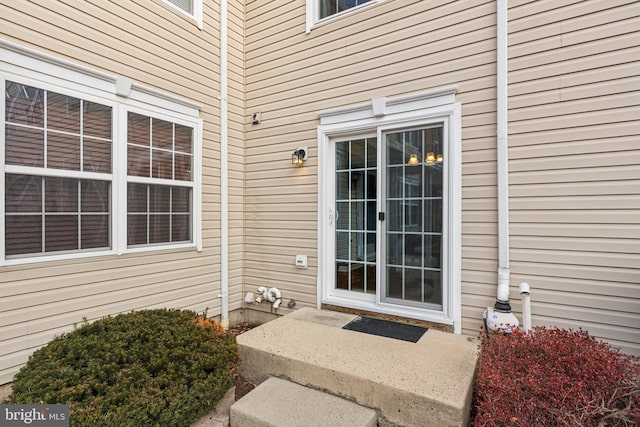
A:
[335,138,377,295]
[384,126,444,310]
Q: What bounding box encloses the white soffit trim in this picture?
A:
[318,85,458,125]
[0,38,202,115]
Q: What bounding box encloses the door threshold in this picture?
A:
[321,304,453,333]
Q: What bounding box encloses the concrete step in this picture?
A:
[236,308,478,427]
[230,377,377,427]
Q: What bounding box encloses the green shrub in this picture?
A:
[10,309,239,427]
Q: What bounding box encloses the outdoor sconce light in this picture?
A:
[292,147,308,165]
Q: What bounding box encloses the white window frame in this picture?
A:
[0,39,202,266]
[161,0,204,30]
[3,79,118,262]
[119,106,200,255]
[305,0,384,33]
[317,87,462,332]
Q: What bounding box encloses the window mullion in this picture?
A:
[77,180,82,250]
[4,165,112,182]
[169,188,173,243]
[115,104,127,255]
[126,175,193,188]
[149,117,153,179]
[41,176,46,254]
[44,91,48,169]
[172,123,176,181]
[146,185,150,245]
[80,100,84,173]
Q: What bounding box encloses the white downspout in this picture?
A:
[485,0,519,329]
[219,0,230,329]
[496,0,510,306]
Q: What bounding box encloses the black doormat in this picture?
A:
[342,316,427,343]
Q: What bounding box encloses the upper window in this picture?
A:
[166,0,194,14]
[307,0,381,32]
[319,0,373,19]
[1,41,202,265]
[161,0,203,29]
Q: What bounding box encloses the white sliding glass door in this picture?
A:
[318,89,461,329]
[329,124,446,313]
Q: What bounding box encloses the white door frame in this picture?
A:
[317,87,462,332]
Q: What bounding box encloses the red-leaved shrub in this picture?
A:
[472,327,639,426]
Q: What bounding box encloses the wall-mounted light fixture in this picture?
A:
[292,147,308,165]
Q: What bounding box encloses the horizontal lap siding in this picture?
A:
[507,0,640,354]
[244,0,500,320]
[0,0,228,383]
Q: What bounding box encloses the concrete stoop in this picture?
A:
[235,308,478,427]
[230,377,377,427]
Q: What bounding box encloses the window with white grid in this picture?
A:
[4,81,113,257]
[1,55,202,265]
[126,112,193,247]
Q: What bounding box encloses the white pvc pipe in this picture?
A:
[267,287,282,310]
[496,0,511,305]
[267,287,282,303]
[219,0,229,329]
[519,282,531,332]
[255,287,268,304]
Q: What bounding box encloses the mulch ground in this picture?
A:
[228,322,258,399]
[228,322,255,336]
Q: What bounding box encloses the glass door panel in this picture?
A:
[383,126,444,310]
[335,138,377,294]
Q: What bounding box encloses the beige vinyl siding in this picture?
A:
[0,0,230,384]
[507,0,640,353]
[244,0,501,319]
[245,0,640,354]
